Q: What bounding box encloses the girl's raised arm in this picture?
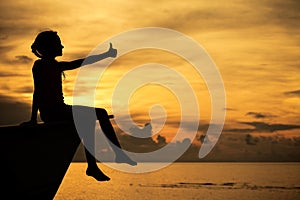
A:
[59,43,117,71]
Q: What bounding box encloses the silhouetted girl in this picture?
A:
[23,30,136,181]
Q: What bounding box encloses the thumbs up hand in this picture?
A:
[107,42,117,58]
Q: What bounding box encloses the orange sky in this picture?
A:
[0,0,299,146]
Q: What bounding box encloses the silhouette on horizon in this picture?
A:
[21,30,137,181]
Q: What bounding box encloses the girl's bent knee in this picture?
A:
[96,108,108,118]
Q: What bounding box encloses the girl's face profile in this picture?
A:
[52,36,64,57]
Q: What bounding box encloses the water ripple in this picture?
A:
[139,182,300,191]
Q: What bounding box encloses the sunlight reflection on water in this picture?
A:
[55,162,300,200]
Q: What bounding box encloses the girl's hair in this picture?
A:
[31,30,61,58]
[32,30,66,79]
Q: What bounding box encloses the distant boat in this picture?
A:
[0,122,81,199]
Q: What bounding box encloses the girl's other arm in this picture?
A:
[20,90,38,126]
[30,91,38,123]
[59,43,117,71]
[20,62,40,126]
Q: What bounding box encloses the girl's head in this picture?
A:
[31,30,64,58]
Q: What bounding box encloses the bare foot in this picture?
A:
[115,153,137,166]
[86,167,110,181]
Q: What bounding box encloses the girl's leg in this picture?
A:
[85,148,110,181]
[95,108,137,166]
[71,105,110,181]
[84,119,110,181]
[95,108,121,147]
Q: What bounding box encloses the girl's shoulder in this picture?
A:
[32,59,42,71]
[32,59,61,73]
[33,59,43,65]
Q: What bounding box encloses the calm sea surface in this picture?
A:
[54,162,300,200]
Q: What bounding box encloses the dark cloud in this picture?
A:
[0,46,33,65]
[0,45,15,64]
[14,86,33,93]
[200,133,300,162]
[246,112,276,119]
[263,0,300,31]
[0,95,31,125]
[0,34,8,40]
[15,55,33,64]
[129,123,152,138]
[168,120,210,132]
[0,72,23,77]
[245,134,258,145]
[225,127,254,133]
[226,121,300,133]
[71,124,300,162]
[245,134,300,147]
[243,122,300,132]
[100,121,197,162]
[0,45,14,55]
[246,112,266,119]
[199,134,205,143]
[114,122,162,153]
[224,107,236,111]
[284,90,300,97]
[198,134,211,144]
[156,134,167,145]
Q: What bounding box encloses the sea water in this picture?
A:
[54,162,300,200]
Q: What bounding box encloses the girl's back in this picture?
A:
[33,59,64,108]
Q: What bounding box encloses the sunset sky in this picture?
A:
[0,0,299,160]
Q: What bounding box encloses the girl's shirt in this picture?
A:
[32,59,64,109]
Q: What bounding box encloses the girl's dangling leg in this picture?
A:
[85,148,110,181]
[74,106,110,181]
[95,108,137,166]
